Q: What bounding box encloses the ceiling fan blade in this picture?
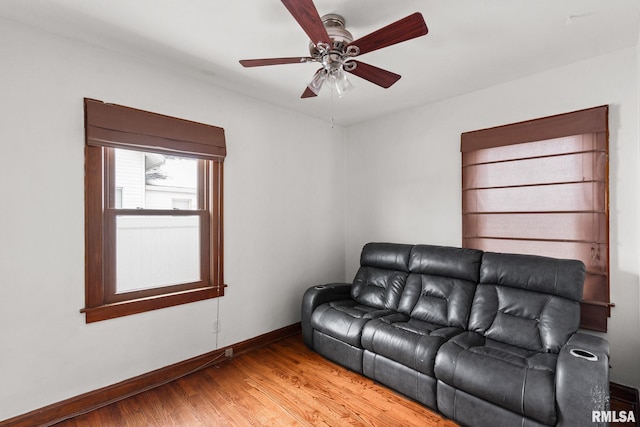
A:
[240,57,313,67]
[301,86,318,98]
[281,0,331,46]
[345,61,401,88]
[348,12,428,56]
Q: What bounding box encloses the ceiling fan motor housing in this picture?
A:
[309,14,354,55]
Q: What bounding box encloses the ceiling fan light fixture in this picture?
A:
[308,66,355,97]
[307,69,326,95]
[327,67,354,98]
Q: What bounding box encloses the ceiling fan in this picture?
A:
[239,0,428,98]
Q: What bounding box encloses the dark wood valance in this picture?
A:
[84,98,226,160]
[461,105,608,153]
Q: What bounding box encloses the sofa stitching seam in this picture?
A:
[520,366,529,419]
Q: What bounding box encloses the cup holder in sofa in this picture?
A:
[569,348,598,361]
[314,285,327,290]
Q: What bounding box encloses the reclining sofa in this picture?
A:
[301,243,610,427]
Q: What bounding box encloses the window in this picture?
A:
[83,99,226,323]
[461,106,611,332]
[172,199,193,210]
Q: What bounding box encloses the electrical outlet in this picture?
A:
[224,348,233,358]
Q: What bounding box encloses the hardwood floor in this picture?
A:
[55,334,458,426]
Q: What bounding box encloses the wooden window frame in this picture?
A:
[461,106,612,332]
[83,99,226,323]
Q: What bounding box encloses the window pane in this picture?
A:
[114,148,198,210]
[115,215,201,293]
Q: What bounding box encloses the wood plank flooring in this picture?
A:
[54,334,458,426]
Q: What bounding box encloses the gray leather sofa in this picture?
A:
[301,243,610,427]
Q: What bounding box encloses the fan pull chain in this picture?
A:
[330,89,335,128]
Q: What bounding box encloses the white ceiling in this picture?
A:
[2,0,640,126]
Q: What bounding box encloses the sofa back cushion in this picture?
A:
[351,243,412,310]
[469,252,585,353]
[397,245,483,328]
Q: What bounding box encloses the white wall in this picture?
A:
[0,19,346,420]
[346,47,640,389]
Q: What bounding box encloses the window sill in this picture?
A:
[81,285,225,323]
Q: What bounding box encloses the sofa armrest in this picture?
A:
[301,283,352,349]
[556,333,610,427]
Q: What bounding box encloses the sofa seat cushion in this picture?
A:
[435,331,558,426]
[361,315,463,376]
[310,300,395,347]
